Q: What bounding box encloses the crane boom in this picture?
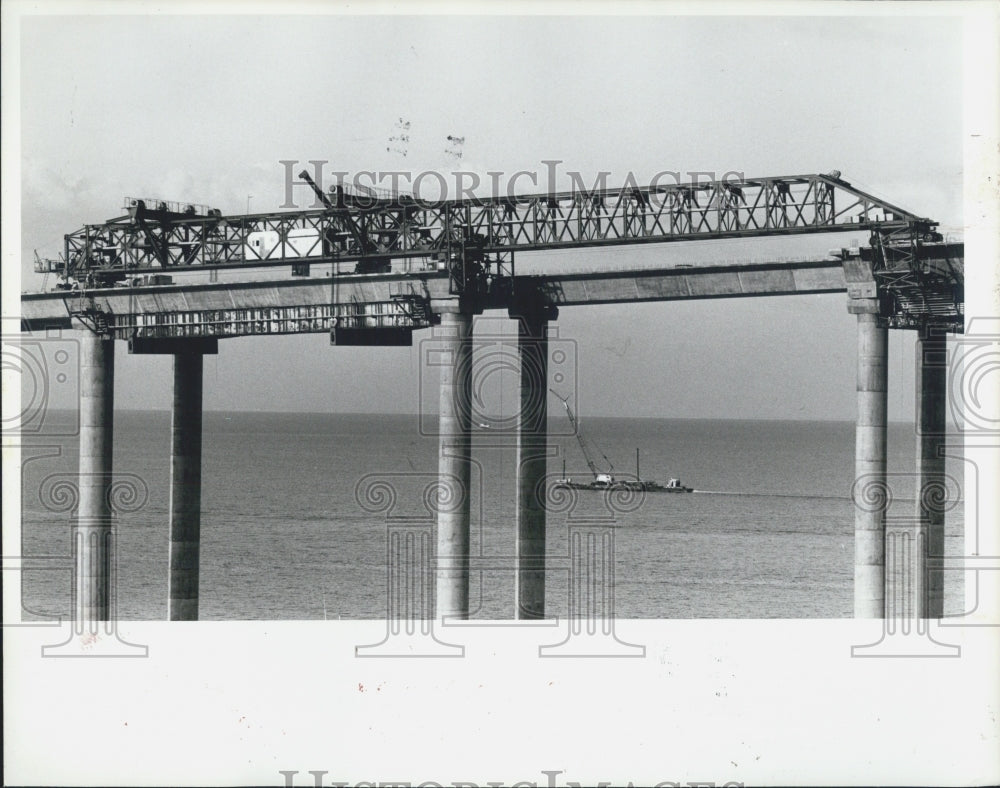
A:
[551,389,614,484]
[297,169,335,210]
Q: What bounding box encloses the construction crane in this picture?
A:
[551,389,616,487]
[34,172,932,278]
[296,169,395,274]
[31,169,960,329]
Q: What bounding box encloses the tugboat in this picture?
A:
[550,390,693,493]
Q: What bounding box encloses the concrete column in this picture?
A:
[915,331,947,618]
[168,352,204,620]
[512,305,553,619]
[854,311,889,618]
[76,332,115,627]
[435,309,473,619]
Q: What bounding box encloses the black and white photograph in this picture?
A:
[3,1,999,786]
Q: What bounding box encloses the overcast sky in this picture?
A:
[12,10,966,420]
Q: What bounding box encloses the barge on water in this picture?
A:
[552,475,693,493]
[550,390,694,493]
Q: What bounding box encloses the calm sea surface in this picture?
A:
[19,412,964,619]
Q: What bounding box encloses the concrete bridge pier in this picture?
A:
[510,298,557,619]
[168,351,206,620]
[915,329,948,618]
[432,304,475,619]
[75,329,116,628]
[852,309,889,617]
[129,337,216,620]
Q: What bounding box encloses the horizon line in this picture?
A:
[40,407,930,426]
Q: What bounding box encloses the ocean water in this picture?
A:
[18,411,965,620]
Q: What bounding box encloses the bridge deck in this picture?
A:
[538,259,844,306]
[20,258,848,337]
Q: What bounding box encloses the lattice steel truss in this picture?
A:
[866,228,964,331]
[38,173,933,298]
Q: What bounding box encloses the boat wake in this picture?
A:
[692,490,852,501]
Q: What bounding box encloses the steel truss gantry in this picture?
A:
[35,171,960,330]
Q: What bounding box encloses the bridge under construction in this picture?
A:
[18,169,965,645]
